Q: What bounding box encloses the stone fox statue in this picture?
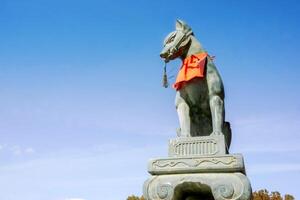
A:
[160,20,231,148]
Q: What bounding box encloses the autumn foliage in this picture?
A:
[253,190,294,200]
[127,189,295,200]
[127,195,145,200]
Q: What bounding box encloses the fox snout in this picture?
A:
[160,46,176,62]
[160,50,171,63]
[160,50,168,59]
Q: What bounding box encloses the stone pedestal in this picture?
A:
[143,135,252,200]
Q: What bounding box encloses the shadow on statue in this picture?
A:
[174,182,214,200]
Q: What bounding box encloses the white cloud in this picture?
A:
[0,145,35,156]
[24,147,35,154]
[11,145,22,156]
[248,163,300,174]
[0,142,162,200]
[234,114,300,134]
[229,113,300,155]
[0,144,5,150]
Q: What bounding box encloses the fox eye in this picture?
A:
[167,35,176,44]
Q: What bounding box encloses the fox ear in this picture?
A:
[175,19,192,33]
[175,19,184,30]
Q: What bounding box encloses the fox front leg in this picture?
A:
[206,59,225,135]
[175,91,191,137]
[209,95,224,135]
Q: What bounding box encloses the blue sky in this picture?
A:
[0,0,300,199]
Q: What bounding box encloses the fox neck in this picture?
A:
[180,36,205,60]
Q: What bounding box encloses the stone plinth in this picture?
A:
[144,173,251,200]
[144,136,252,200]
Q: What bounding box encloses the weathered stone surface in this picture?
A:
[148,154,245,175]
[168,135,227,157]
[143,172,252,200]
[160,19,231,142]
[144,19,253,200]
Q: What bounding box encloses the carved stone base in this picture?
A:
[144,135,252,200]
[143,172,252,200]
[148,154,245,175]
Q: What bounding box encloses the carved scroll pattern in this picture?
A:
[153,157,237,169]
[212,183,235,200]
[156,183,173,200]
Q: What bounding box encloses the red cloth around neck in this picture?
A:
[173,52,208,90]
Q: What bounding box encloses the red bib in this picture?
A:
[173,52,208,90]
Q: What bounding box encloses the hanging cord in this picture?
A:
[162,61,178,88]
[166,64,177,79]
[162,62,169,88]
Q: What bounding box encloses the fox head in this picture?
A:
[160,19,193,62]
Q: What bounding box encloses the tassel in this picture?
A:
[162,62,169,88]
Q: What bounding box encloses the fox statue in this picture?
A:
[160,19,231,149]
